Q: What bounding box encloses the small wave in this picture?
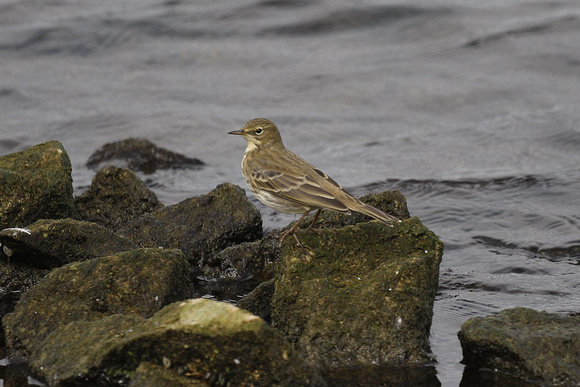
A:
[260,6,442,36]
[462,15,577,49]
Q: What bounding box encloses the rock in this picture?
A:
[75,166,163,230]
[271,217,443,368]
[200,233,279,281]
[0,141,74,229]
[29,299,326,387]
[129,362,208,387]
[0,263,49,345]
[3,248,191,356]
[118,183,262,265]
[0,218,137,269]
[458,307,580,386]
[86,138,204,174]
[323,364,440,387]
[238,278,275,323]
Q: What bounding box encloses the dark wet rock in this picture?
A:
[323,364,441,387]
[75,166,163,230]
[0,141,74,229]
[30,299,325,387]
[271,217,443,368]
[200,233,279,281]
[238,278,275,323]
[118,183,262,266]
[3,248,190,356]
[0,218,137,269]
[458,307,580,386]
[129,362,208,387]
[0,264,48,316]
[86,137,204,174]
[0,264,49,346]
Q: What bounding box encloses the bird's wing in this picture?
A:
[247,153,351,213]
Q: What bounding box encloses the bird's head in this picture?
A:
[229,118,285,150]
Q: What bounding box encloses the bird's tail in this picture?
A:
[355,202,401,226]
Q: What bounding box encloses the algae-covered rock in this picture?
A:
[271,217,443,368]
[458,307,580,386]
[119,183,262,264]
[3,248,190,356]
[86,138,204,174]
[0,141,74,229]
[0,218,137,268]
[75,166,163,230]
[30,299,325,387]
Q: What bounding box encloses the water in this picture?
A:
[1,0,580,385]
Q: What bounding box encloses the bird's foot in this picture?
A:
[280,228,305,248]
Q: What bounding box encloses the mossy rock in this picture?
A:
[0,141,74,229]
[75,166,163,230]
[118,183,263,265]
[0,218,136,268]
[30,299,326,386]
[3,248,191,356]
[271,217,443,368]
[459,307,580,386]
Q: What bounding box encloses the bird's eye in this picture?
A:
[255,128,263,135]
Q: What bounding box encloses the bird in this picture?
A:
[228,118,400,244]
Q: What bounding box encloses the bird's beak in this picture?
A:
[228,129,245,136]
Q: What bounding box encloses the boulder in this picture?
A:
[0,218,136,269]
[75,166,163,230]
[86,138,204,174]
[271,217,443,368]
[3,248,191,356]
[0,218,138,339]
[458,307,580,386]
[30,299,325,386]
[118,183,262,265]
[0,141,74,229]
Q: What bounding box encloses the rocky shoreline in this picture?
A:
[0,141,577,386]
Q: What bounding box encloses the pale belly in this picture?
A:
[251,188,313,215]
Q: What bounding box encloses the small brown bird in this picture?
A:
[229,118,400,243]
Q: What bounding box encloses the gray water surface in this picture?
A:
[1,0,580,385]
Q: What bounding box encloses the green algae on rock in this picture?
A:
[271,217,443,368]
[0,141,74,229]
[3,248,191,356]
[458,307,580,386]
[75,166,163,230]
[30,299,325,386]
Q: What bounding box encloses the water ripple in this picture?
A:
[260,6,447,35]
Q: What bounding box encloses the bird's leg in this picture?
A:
[307,209,322,229]
[306,209,327,242]
[280,211,310,244]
